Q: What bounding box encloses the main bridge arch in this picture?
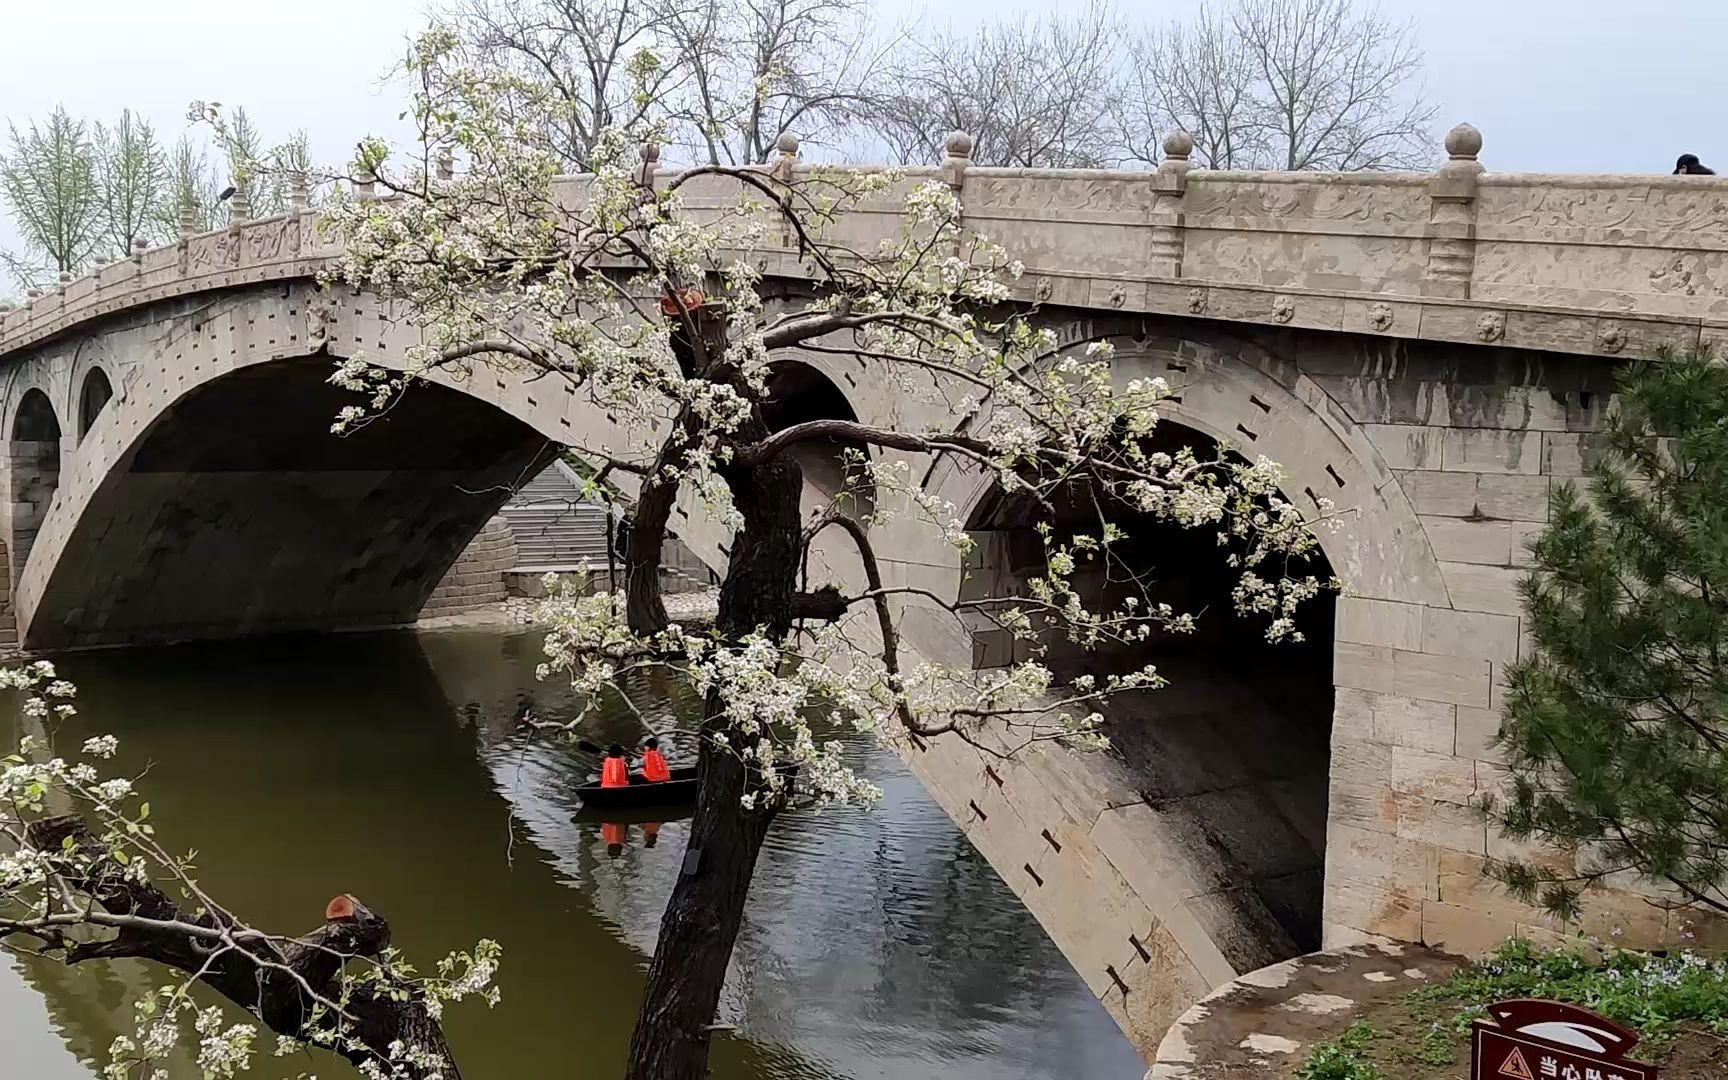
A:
[12,283,887,651]
[890,322,1457,1049]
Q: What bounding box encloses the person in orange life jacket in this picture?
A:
[601,821,626,857]
[641,821,661,848]
[600,745,630,788]
[641,737,672,783]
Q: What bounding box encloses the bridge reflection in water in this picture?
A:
[0,627,1143,1080]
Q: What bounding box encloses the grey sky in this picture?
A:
[2,0,1725,282]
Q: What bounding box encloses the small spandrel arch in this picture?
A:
[78,368,114,441]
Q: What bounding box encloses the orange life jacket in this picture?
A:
[642,748,671,782]
[600,756,629,788]
[601,821,625,847]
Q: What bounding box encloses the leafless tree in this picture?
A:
[445,0,686,167]
[446,0,890,167]
[1118,0,1434,171]
[867,0,1122,168]
[1234,0,1435,170]
[1118,4,1264,169]
[659,0,894,164]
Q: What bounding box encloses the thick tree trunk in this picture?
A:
[625,475,677,634]
[623,446,804,1080]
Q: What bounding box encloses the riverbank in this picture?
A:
[1153,938,1728,1079]
[415,589,721,631]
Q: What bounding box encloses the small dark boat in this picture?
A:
[575,765,699,809]
[573,802,695,826]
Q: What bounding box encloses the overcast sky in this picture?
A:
[3,0,1725,283]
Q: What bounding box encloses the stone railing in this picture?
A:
[5,123,1728,362]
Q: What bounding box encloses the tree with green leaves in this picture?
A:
[0,106,103,285]
[1494,346,1728,920]
[94,109,169,255]
[157,134,223,236]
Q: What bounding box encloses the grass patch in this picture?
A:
[1294,939,1728,1079]
[1297,1021,1381,1080]
[1411,938,1728,1049]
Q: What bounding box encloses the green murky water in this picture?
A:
[0,628,1141,1079]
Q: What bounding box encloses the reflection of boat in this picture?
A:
[575,766,699,809]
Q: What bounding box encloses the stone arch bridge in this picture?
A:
[4,125,1727,1063]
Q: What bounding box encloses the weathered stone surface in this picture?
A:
[9,152,1723,1065]
[1149,943,1459,1080]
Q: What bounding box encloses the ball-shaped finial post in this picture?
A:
[94,253,112,267]
[1444,122,1482,162]
[775,131,799,157]
[435,151,454,182]
[636,141,662,188]
[1162,129,1195,162]
[0,300,14,314]
[132,236,149,260]
[944,130,974,160]
[57,270,72,287]
[26,287,43,300]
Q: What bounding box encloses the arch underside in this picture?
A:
[25,357,556,650]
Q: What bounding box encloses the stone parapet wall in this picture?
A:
[10,125,1728,372]
[421,516,517,617]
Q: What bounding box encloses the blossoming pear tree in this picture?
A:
[0,662,499,1080]
[210,23,1331,1080]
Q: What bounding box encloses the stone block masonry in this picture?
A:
[421,515,518,617]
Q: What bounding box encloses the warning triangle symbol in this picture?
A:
[1499,1047,1535,1080]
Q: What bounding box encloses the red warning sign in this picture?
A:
[1497,1045,1534,1080]
[1472,1000,1658,1080]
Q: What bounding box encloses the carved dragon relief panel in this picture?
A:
[1184,178,1428,228]
[1478,183,1728,237]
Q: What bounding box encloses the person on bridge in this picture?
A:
[641,737,672,783]
[1675,154,1716,175]
[600,745,631,788]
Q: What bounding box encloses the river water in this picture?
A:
[0,627,1143,1080]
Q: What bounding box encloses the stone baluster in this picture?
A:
[636,141,661,191]
[1150,130,1193,279]
[229,177,251,226]
[940,130,972,193]
[94,253,111,269]
[288,172,309,213]
[767,133,799,249]
[132,236,148,263]
[355,171,376,202]
[25,287,43,308]
[436,151,454,183]
[57,271,71,295]
[1423,123,1484,299]
[180,199,199,239]
[940,131,973,245]
[769,132,798,184]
